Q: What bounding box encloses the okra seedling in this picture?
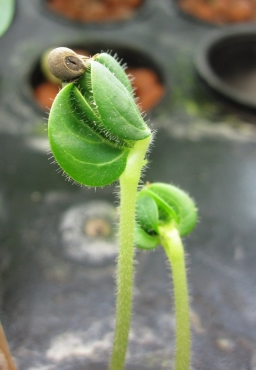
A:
[47,47,152,370]
[135,182,197,370]
[47,47,197,370]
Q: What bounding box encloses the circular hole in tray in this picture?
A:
[43,0,147,24]
[30,43,166,113]
[195,26,256,109]
[176,0,256,25]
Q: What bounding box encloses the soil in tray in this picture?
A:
[178,0,256,24]
[33,50,165,112]
[46,0,143,22]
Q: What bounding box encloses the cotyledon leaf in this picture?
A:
[48,83,129,187]
[48,50,152,187]
[95,53,134,96]
[75,60,151,141]
[135,225,160,250]
[71,79,130,148]
[135,192,160,250]
[136,193,159,234]
[145,183,197,236]
[135,183,198,250]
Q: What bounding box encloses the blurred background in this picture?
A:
[0,1,256,369]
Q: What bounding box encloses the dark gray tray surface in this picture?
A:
[0,1,256,369]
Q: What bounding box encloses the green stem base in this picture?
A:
[160,227,191,370]
[109,136,151,370]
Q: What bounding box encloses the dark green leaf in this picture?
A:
[48,51,152,187]
[135,183,197,249]
[135,224,159,250]
[136,193,159,233]
[91,61,151,141]
[95,53,134,96]
[48,84,129,187]
[145,183,197,236]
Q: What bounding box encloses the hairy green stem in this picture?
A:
[159,227,190,370]
[109,136,151,370]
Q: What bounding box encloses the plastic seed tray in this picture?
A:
[0,1,256,369]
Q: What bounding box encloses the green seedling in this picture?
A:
[135,182,197,370]
[47,47,197,370]
[48,47,151,370]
